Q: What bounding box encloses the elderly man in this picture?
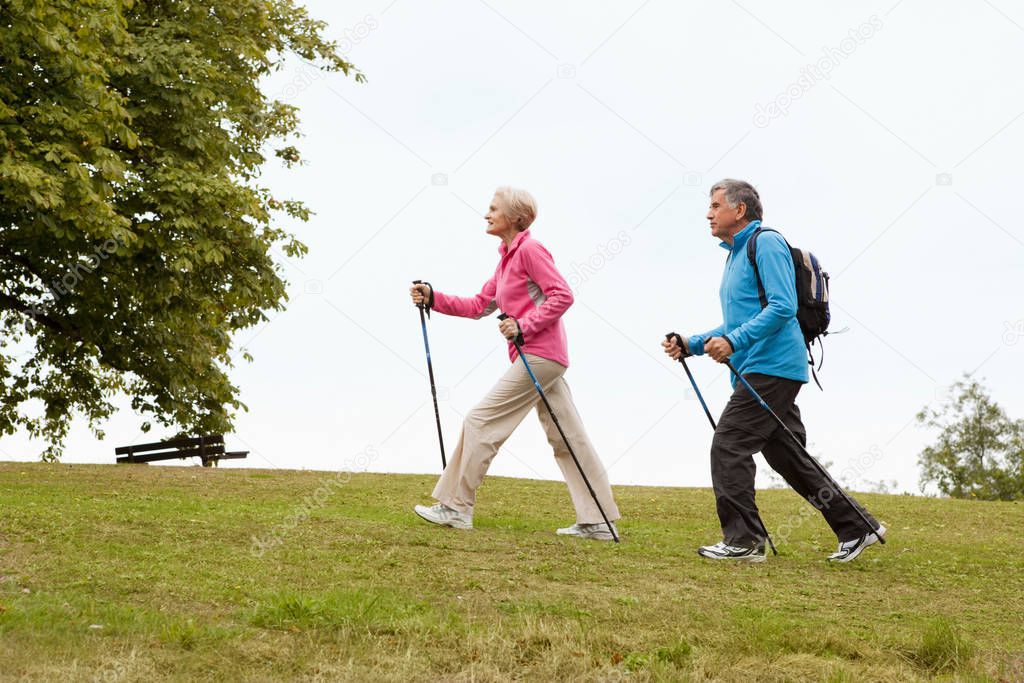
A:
[663,179,885,563]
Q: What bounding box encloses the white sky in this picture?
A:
[4,0,1023,496]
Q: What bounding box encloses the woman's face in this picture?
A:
[485,194,517,238]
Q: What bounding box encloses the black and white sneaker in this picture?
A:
[697,541,766,563]
[827,524,886,563]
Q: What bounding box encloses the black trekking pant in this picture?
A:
[711,373,879,546]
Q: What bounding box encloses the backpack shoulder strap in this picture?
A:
[746,227,779,309]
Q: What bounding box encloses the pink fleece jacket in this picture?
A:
[432,230,574,367]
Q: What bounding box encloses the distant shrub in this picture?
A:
[918,377,1024,500]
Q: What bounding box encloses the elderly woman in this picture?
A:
[410,187,621,540]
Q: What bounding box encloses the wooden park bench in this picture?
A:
[115,434,248,467]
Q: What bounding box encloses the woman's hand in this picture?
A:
[499,317,520,340]
[662,336,685,360]
[410,283,432,307]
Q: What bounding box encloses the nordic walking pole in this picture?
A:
[721,357,884,544]
[500,313,619,543]
[413,280,446,470]
[666,333,717,431]
[666,332,777,555]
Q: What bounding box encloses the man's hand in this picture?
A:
[662,335,688,360]
[499,317,520,340]
[705,336,733,363]
[410,283,431,307]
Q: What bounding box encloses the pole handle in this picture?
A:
[412,280,433,317]
[665,332,690,364]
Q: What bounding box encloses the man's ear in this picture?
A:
[736,202,747,220]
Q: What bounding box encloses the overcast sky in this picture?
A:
[4,0,1023,496]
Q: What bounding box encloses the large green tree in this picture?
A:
[0,0,361,459]
[918,377,1024,500]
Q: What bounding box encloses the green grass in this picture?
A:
[1,463,1023,681]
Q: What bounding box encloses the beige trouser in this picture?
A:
[432,354,621,524]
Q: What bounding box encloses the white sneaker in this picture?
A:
[827,524,886,563]
[414,503,472,530]
[556,521,618,541]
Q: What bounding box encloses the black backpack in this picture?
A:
[747,227,830,389]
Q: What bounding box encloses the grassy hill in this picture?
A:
[1,462,1022,682]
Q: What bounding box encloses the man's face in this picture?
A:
[706,188,747,242]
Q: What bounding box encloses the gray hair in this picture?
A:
[709,179,763,222]
[494,186,538,231]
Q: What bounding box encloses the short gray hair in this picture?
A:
[709,179,762,222]
[494,186,538,231]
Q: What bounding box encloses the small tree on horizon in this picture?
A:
[917,376,1024,501]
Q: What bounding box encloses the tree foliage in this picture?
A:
[0,0,362,459]
[918,377,1024,500]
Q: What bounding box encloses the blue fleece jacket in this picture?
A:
[687,220,808,386]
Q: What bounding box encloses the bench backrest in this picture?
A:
[114,434,225,456]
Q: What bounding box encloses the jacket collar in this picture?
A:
[719,220,762,252]
[499,229,531,256]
